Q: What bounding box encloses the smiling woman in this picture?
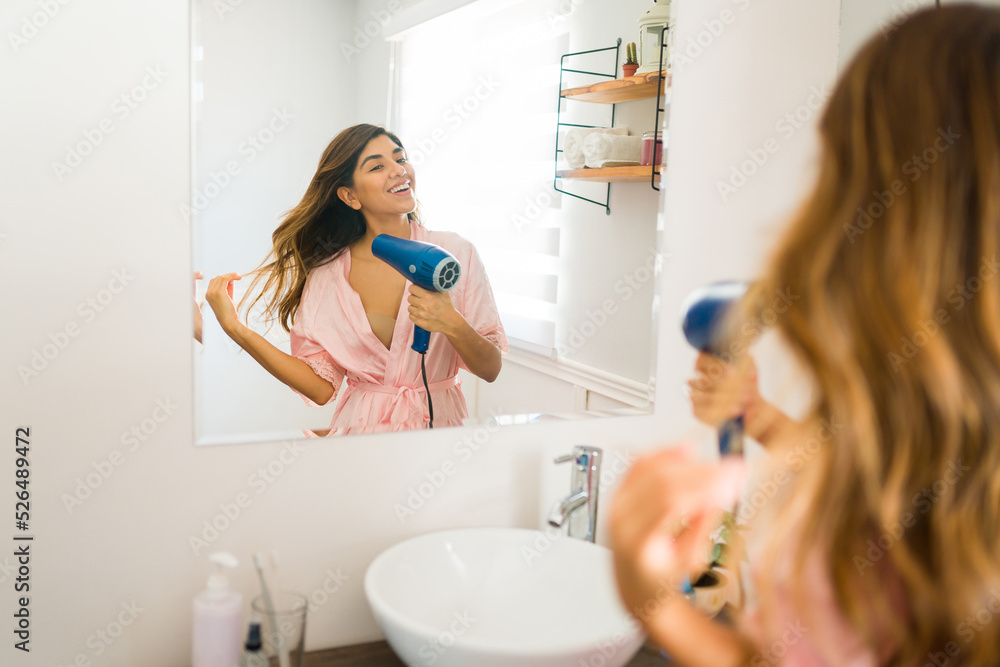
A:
[201,124,507,435]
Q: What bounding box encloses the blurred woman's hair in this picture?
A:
[744,5,1000,664]
[241,124,422,332]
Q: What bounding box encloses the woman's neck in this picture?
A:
[354,213,411,258]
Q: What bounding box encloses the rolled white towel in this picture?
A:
[563,127,628,169]
[583,133,643,168]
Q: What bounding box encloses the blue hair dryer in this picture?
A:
[680,281,750,456]
[371,234,462,353]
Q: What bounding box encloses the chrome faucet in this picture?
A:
[547,445,602,542]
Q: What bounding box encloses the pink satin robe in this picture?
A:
[289,221,507,435]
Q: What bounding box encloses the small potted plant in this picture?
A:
[623,42,639,78]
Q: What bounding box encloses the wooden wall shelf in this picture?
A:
[556,165,662,183]
[555,37,670,212]
[561,70,670,104]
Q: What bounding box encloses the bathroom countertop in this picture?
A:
[303,641,672,665]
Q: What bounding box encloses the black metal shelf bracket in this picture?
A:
[554,38,621,216]
[652,25,670,192]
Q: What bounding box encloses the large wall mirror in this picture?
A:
[191,0,670,444]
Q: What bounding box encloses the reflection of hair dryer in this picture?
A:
[680,281,750,456]
[371,234,461,353]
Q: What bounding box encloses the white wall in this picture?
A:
[0,1,845,666]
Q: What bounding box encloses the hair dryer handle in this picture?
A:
[719,416,744,457]
[411,326,430,353]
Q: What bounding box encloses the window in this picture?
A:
[388,0,568,354]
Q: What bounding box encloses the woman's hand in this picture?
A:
[204,272,244,338]
[408,284,502,382]
[406,285,460,334]
[688,353,761,429]
[688,353,796,448]
[193,271,204,344]
[610,447,744,620]
[609,447,752,666]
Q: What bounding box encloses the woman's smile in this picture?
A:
[388,178,412,196]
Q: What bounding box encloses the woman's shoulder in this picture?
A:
[299,252,348,314]
[305,251,348,283]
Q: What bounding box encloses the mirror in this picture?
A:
[191,0,667,444]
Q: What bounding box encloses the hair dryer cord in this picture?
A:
[420,352,434,429]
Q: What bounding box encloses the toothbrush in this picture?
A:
[681,573,694,600]
[254,552,291,667]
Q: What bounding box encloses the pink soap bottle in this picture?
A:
[192,552,243,667]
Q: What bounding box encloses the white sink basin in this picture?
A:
[364,528,646,667]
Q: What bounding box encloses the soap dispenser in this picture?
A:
[192,552,243,667]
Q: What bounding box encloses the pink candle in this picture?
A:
[641,131,663,166]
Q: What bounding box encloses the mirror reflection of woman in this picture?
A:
[201,124,506,435]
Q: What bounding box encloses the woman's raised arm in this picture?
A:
[204,273,336,405]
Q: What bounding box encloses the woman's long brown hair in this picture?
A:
[240,124,421,332]
[745,5,1000,664]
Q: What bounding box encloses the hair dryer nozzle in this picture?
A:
[680,281,752,458]
[680,281,750,355]
[371,235,461,292]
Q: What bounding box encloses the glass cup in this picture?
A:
[251,591,308,667]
